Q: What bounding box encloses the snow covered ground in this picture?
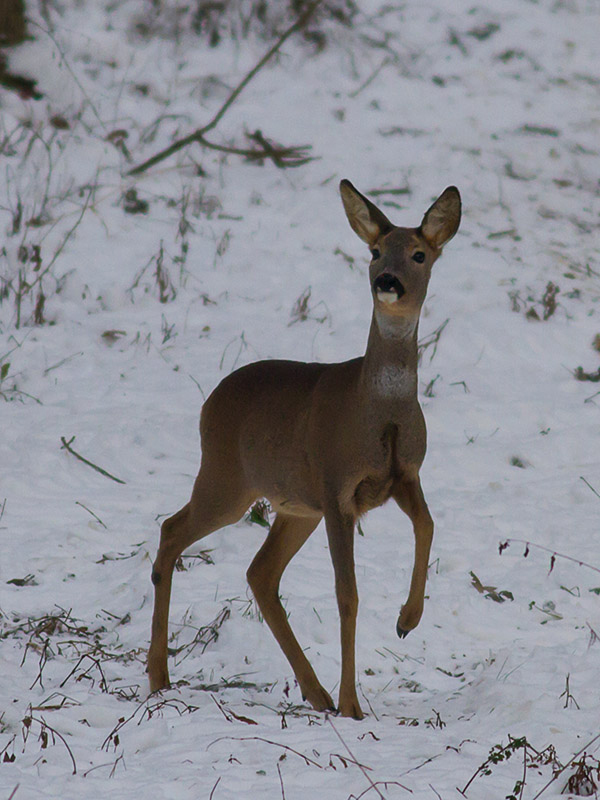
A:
[1,1,600,798]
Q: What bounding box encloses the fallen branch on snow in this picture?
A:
[128,0,322,176]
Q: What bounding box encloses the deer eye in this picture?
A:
[412,251,426,263]
[371,248,380,260]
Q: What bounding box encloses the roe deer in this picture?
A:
[148,180,461,719]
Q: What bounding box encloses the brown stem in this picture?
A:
[60,436,126,485]
[128,0,323,176]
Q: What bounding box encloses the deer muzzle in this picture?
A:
[373,273,405,304]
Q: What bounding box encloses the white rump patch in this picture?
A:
[373,365,417,398]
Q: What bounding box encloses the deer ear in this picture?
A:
[420,187,461,250]
[340,179,393,247]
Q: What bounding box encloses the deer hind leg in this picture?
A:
[246,512,335,713]
[392,477,434,638]
[147,471,253,693]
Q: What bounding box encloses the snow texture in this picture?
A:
[1,1,600,799]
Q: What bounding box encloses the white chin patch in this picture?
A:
[377,291,398,304]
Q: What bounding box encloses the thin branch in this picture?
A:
[499,538,600,575]
[75,501,107,529]
[201,0,322,137]
[327,715,412,797]
[128,0,323,176]
[418,318,450,364]
[197,130,314,168]
[327,716,383,800]
[25,715,77,775]
[206,736,323,769]
[580,475,600,501]
[60,436,126,485]
[351,783,414,800]
[27,188,93,294]
[277,760,286,800]
[349,57,390,98]
[29,21,105,129]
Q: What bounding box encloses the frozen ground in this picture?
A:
[1,1,600,798]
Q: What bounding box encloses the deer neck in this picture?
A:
[359,310,419,403]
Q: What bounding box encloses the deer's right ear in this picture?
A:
[340,179,393,247]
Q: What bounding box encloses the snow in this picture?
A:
[1,1,600,798]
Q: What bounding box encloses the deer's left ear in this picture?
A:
[420,187,461,250]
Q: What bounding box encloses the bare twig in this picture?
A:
[128,0,322,176]
[29,21,105,128]
[560,673,580,710]
[43,352,84,376]
[587,622,599,648]
[277,760,287,800]
[349,57,391,98]
[60,436,126,485]
[327,715,412,796]
[28,639,51,691]
[59,654,109,692]
[581,475,600,501]
[27,188,93,294]
[24,714,77,775]
[210,695,257,726]
[75,501,107,529]
[350,783,414,800]
[418,319,450,364]
[197,130,314,168]
[173,606,231,661]
[328,715,384,799]
[499,538,600,574]
[207,736,323,768]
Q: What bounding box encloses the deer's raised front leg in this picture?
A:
[393,477,434,638]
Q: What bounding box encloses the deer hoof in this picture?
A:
[337,695,365,720]
[304,685,335,713]
[396,619,410,639]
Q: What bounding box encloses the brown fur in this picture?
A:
[147,180,461,719]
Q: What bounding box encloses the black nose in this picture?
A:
[373,273,405,298]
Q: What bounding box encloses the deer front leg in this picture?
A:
[392,477,434,638]
[324,502,363,720]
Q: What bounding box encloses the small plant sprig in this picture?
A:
[172,605,231,663]
[562,754,599,796]
[531,732,600,799]
[459,736,562,799]
[21,710,78,775]
[245,499,272,529]
[288,287,329,326]
[418,318,450,364]
[508,281,560,321]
